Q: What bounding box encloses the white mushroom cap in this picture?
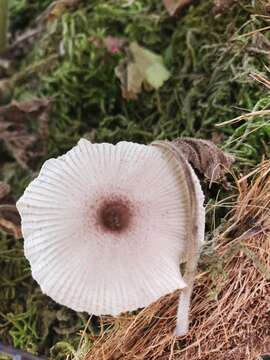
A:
[17,139,193,316]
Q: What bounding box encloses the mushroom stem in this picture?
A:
[175,286,192,336]
[152,140,203,337]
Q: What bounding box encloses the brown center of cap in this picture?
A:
[97,197,132,233]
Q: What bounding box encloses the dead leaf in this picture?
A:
[38,0,81,23]
[47,3,67,21]
[172,138,234,181]
[212,0,236,14]
[163,0,193,16]
[0,181,21,238]
[115,42,170,99]
[0,98,51,169]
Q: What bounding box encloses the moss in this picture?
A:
[9,0,54,30]
[13,0,270,164]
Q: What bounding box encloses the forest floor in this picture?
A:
[0,1,270,359]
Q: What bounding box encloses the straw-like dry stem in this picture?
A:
[0,0,8,55]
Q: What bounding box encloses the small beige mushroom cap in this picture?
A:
[17,139,195,316]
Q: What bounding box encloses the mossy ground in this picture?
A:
[1,1,270,359]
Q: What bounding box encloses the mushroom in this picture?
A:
[17,139,206,336]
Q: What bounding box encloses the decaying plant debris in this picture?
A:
[37,0,81,23]
[212,0,237,14]
[163,0,194,16]
[172,138,235,181]
[115,42,171,99]
[0,181,21,238]
[81,160,270,360]
[0,98,51,169]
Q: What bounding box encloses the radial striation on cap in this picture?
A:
[17,139,193,316]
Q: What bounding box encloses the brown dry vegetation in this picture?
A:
[82,161,270,360]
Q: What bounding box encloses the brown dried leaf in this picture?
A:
[38,0,81,23]
[212,0,237,14]
[172,138,234,181]
[163,0,194,16]
[0,98,51,169]
[47,3,67,21]
[0,181,21,238]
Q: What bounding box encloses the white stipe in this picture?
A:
[175,163,205,337]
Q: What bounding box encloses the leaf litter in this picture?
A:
[163,0,194,16]
[115,42,171,99]
[0,98,51,169]
[38,0,81,23]
[0,181,21,239]
[173,138,235,181]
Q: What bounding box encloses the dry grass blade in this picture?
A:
[250,72,270,90]
[216,109,270,127]
[82,161,270,360]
